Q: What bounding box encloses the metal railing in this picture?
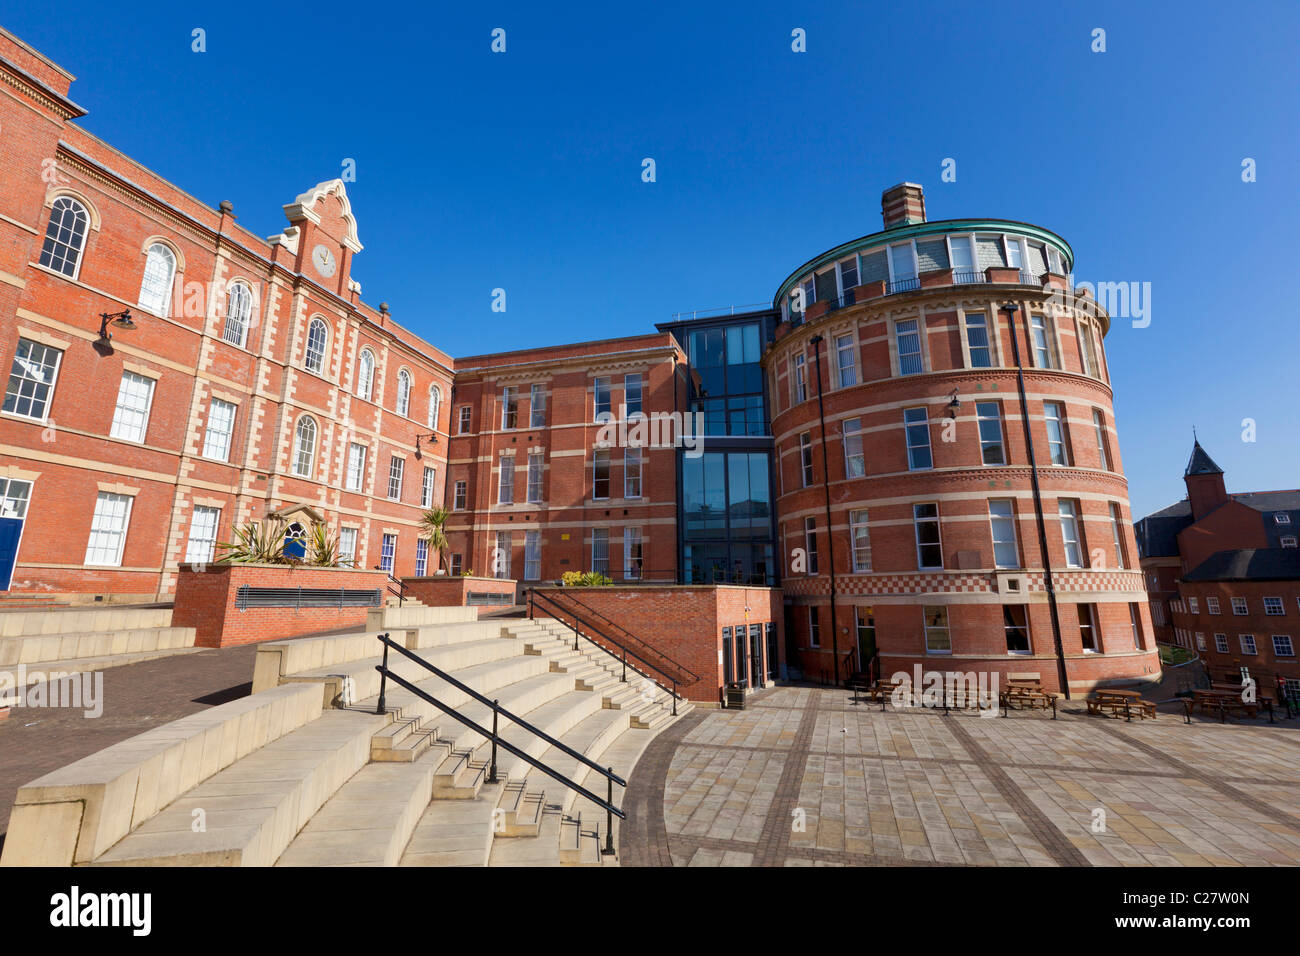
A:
[668,302,770,322]
[373,633,624,854]
[952,270,986,285]
[526,587,701,714]
[374,569,409,606]
[885,277,920,294]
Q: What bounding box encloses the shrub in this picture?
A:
[561,571,612,587]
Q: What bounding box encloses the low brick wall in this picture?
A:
[172,564,391,648]
[402,575,517,607]
[530,585,782,704]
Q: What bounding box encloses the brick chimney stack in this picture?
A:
[881,183,927,229]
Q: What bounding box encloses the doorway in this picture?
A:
[0,478,32,591]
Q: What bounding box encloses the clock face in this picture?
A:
[312,244,337,278]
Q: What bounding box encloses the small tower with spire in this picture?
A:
[1184,437,1228,520]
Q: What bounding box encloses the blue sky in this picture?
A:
[5,0,1297,518]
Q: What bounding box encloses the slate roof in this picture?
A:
[1184,440,1224,476]
[1182,548,1300,582]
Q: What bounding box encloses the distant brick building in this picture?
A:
[1135,440,1300,699]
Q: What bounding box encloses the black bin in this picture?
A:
[725,680,748,710]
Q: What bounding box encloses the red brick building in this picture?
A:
[0,27,453,601]
[1136,441,1300,699]
[765,184,1158,694]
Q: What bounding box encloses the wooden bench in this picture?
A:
[999,679,1059,712]
[1086,690,1156,720]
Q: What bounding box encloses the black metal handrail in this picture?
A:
[374,569,408,606]
[886,277,920,294]
[952,270,986,285]
[527,588,699,713]
[373,633,624,852]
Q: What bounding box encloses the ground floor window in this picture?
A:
[808,606,821,648]
[379,533,396,573]
[923,605,950,654]
[339,527,358,567]
[1079,604,1101,653]
[185,505,220,564]
[85,491,133,567]
[415,539,428,577]
[1004,605,1030,654]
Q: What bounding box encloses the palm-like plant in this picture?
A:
[216,521,287,565]
[308,523,341,567]
[418,507,450,574]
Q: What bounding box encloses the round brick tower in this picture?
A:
[764,183,1160,695]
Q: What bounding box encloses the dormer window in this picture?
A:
[1275,513,1291,525]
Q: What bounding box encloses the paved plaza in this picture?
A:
[620,686,1300,867]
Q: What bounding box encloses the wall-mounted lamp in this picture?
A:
[945,388,961,420]
[414,433,439,460]
[97,309,136,347]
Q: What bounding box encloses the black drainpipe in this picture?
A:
[808,333,841,685]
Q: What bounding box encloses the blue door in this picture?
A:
[0,516,22,591]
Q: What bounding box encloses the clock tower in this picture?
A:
[275,179,363,297]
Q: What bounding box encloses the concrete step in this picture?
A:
[274,749,442,866]
[0,647,206,700]
[91,709,387,866]
[558,812,604,866]
[0,605,175,638]
[398,782,503,866]
[465,689,605,782]
[488,807,564,866]
[0,626,196,666]
[496,782,545,837]
[432,749,487,798]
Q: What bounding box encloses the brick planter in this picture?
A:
[173,563,391,648]
[402,575,517,607]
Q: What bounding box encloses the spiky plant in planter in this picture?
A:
[216,522,288,565]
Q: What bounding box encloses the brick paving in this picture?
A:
[622,686,1300,867]
[0,645,257,854]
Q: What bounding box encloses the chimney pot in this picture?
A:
[881,182,926,229]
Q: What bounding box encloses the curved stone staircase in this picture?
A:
[1,608,691,867]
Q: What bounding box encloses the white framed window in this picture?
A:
[804,516,819,575]
[1239,634,1257,655]
[356,349,375,401]
[529,384,546,428]
[458,406,472,434]
[837,256,858,294]
[1004,605,1031,654]
[1275,512,1292,525]
[800,432,813,487]
[948,235,977,280]
[835,334,856,387]
[923,605,951,654]
[1214,632,1229,653]
[223,282,253,347]
[624,373,643,417]
[428,385,441,429]
[895,319,923,375]
[338,527,357,566]
[808,606,821,647]
[843,417,865,479]
[1044,402,1070,465]
[989,499,1020,568]
[4,338,63,421]
[527,454,544,503]
[904,407,932,470]
[1207,596,1221,615]
[1131,604,1145,649]
[1058,500,1084,568]
[914,503,942,569]
[498,455,514,504]
[887,241,917,286]
[1045,247,1066,275]
[1109,503,1126,570]
[1189,596,1199,614]
[1195,632,1206,651]
[184,505,220,564]
[1273,635,1295,657]
[184,504,219,564]
[1264,596,1285,616]
[39,196,90,278]
[1282,536,1298,548]
[976,402,1005,465]
[202,398,236,461]
[1029,315,1056,369]
[963,312,992,367]
[493,531,511,578]
[849,509,871,572]
[137,243,176,316]
[1079,604,1101,653]
[396,369,411,417]
[379,533,396,573]
[624,448,643,498]
[304,318,328,374]
[109,370,156,443]
[346,443,367,492]
[593,377,611,422]
[453,480,467,511]
[1092,410,1110,470]
[292,416,317,477]
[524,530,541,580]
[593,449,610,499]
[1079,320,1101,378]
[421,466,436,508]
[1232,597,1249,616]
[501,386,518,429]
[387,455,405,501]
[591,528,609,575]
[415,538,428,577]
[793,353,807,403]
[1004,236,1025,271]
[624,527,643,580]
[84,491,133,566]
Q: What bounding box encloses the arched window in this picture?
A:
[357,349,375,401]
[283,522,308,560]
[396,369,411,417]
[292,416,317,477]
[428,385,441,430]
[138,243,176,316]
[223,282,253,347]
[305,318,328,374]
[39,197,90,278]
